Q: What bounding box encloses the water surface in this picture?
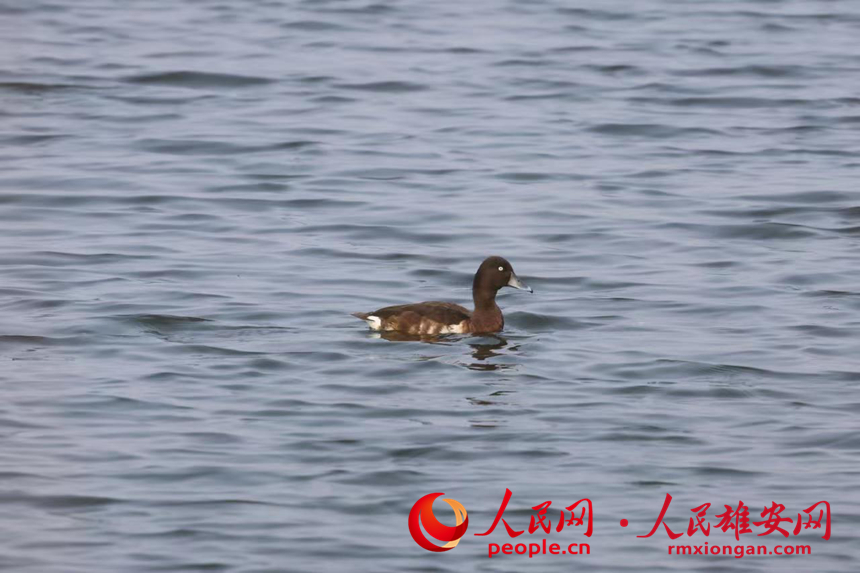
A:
[1,0,859,571]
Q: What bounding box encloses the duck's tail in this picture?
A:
[351,312,381,330]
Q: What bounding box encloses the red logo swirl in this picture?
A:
[408,492,469,552]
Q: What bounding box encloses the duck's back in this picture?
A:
[354,301,471,335]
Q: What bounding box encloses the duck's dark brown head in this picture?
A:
[472,256,533,304]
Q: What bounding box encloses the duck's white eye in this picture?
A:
[498,266,504,272]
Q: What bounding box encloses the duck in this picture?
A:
[352,256,532,335]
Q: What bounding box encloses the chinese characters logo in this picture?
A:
[639,493,831,541]
[407,489,829,559]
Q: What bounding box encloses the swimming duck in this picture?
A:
[352,256,532,335]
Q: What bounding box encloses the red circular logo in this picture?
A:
[408,492,469,552]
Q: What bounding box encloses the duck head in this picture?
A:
[473,256,533,297]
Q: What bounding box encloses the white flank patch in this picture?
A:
[441,321,468,334]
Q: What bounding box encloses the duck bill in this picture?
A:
[507,273,533,293]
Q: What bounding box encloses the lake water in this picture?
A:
[1,0,859,571]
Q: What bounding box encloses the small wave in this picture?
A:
[335,81,428,93]
[0,491,120,508]
[658,96,811,109]
[134,138,316,156]
[588,123,721,138]
[0,81,76,93]
[281,20,351,31]
[124,71,274,88]
[677,64,810,78]
[506,311,596,331]
[1,134,67,146]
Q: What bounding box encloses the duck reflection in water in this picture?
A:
[467,335,516,371]
[372,331,516,371]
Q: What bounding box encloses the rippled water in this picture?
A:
[2,0,859,571]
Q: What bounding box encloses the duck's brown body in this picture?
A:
[353,256,530,335]
[353,301,502,335]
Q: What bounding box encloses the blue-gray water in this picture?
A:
[1,1,859,571]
